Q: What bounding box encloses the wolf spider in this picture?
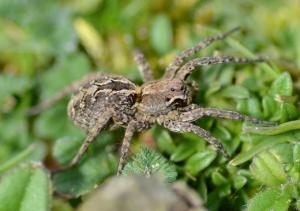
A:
[29,27,271,175]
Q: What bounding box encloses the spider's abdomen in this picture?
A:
[67,74,137,130]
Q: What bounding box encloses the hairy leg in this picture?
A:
[28,72,104,115]
[134,49,154,82]
[68,113,112,168]
[162,121,230,159]
[176,55,264,80]
[179,105,273,125]
[163,27,240,79]
[117,121,137,176]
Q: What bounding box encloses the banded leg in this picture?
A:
[176,55,264,80]
[28,72,103,115]
[68,113,111,168]
[162,121,230,159]
[179,105,274,125]
[117,121,137,176]
[163,27,240,79]
[134,49,154,82]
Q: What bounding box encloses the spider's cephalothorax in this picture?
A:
[29,27,271,175]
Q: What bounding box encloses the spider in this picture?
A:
[29,27,271,176]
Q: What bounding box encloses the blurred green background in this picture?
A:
[1,0,300,210]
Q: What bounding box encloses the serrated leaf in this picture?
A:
[185,149,217,175]
[270,72,293,97]
[0,163,51,211]
[250,150,287,186]
[247,187,291,211]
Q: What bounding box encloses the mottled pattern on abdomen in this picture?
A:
[67,74,137,130]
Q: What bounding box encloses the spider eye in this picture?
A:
[165,97,171,102]
[170,88,175,91]
[180,86,184,91]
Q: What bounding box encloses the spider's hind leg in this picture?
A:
[117,121,138,176]
[68,113,112,169]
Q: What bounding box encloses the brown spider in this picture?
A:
[29,27,271,176]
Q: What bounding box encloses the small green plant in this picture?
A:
[122,147,177,182]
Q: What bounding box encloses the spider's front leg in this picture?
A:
[163,27,240,79]
[117,120,138,176]
[67,113,112,169]
[175,55,264,80]
[134,49,154,82]
[161,121,230,159]
[179,104,274,125]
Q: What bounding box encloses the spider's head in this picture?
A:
[139,79,192,115]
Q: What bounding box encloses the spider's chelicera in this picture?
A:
[29,27,271,175]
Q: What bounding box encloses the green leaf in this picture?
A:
[53,136,85,165]
[247,187,291,211]
[233,175,247,190]
[150,14,172,54]
[237,97,262,118]
[262,96,278,118]
[293,143,300,171]
[0,74,31,105]
[250,150,287,186]
[185,149,217,175]
[33,53,91,139]
[221,85,250,99]
[279,102,299,121]
[170,141,198,162]
[153,129,176,155]
[0,143,46,174]
[0,163,51,211]
[122,147,177,183]
[231,130,300,165]
[39,53,91,99]
[0,0,77,56]
[211,171,229,186]
[53,151,117,197]
[270,72,293,96]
